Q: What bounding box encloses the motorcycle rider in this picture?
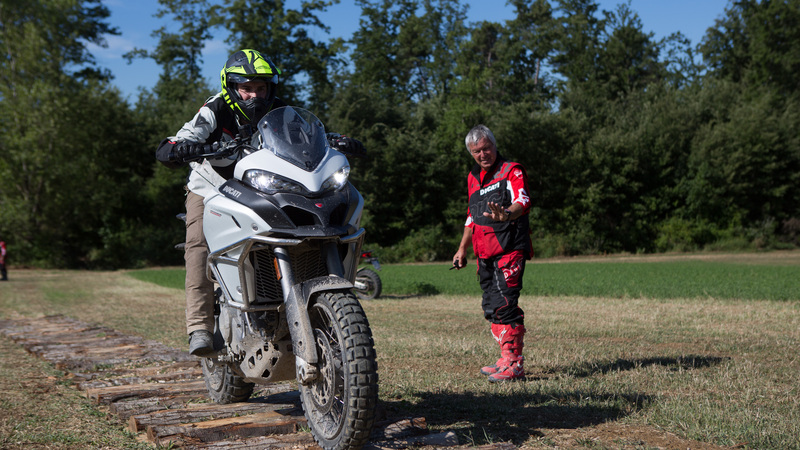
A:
[155,49,363,356]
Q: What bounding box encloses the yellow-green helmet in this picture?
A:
[220,49,281,124]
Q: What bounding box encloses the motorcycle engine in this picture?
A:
[218,306,296,382]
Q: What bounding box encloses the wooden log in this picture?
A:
[80,369,203,389]
[129,399,302,432]
[86,379,209,404]
[115,385,298,425]
[78,362,203,390]
[111,360,200,376]
[110,394,209,420]
[147,411,307,446]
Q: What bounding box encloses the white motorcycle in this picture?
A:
[197,107,377,449]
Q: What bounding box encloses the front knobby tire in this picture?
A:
[300,291,378,450]
[201,358,255,404]
[354,269,382,300]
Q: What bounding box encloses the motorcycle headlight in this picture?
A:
[243,170,308,195]
[243,164,350,195]
[320,165,350,192]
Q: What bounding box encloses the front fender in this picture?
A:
[285,276,354,382]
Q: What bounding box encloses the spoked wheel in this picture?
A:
[201,358,254,404]
[299,291,378,450]
[354,268,382,300]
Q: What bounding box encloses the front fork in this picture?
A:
[273,242,355,385]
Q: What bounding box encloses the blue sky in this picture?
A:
[94,0,731,100]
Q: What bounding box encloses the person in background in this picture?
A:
[0,239,7,281]
[155,49,362,356]
[452,124,532,382]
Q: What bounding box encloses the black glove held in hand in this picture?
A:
[174,141,214,162]
[327,133,366,156]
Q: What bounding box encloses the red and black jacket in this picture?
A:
[466,156,532,260]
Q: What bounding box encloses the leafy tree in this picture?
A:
[122,0,223,267]
[701,0,800,96]
[596,3,665,99]
[0,0,159,267]
[124,0,216,108]
[217,0,345,111]
[350,0,422,104]
[502,0,558,104]
[685,83,800,229]
[549,0,605,101]
[331,0,473,248]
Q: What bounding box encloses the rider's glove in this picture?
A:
[174,141,214,162]
[327,133,366,156]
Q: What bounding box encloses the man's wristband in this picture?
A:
[504,209,512,221]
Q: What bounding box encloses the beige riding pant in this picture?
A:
[184,190,215,335]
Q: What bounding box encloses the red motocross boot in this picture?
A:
[485,323,526,383]
[480,323,509,375]
[480,323,526,376]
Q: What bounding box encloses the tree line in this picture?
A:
[1,0,798,269]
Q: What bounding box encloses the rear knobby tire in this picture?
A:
[300,291,378,450]
[354,268,382,300]
[201,358,255,404]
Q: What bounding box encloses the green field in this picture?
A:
[128,252,800,301]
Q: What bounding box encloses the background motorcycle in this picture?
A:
[185,107,378,450]
[354,251,382,300]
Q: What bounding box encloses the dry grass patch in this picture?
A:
[0,334,149,449]
[362,292,800,448]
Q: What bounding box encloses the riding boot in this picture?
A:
[480,323,525,375]
[480,323,506,375]
[486,323,525,382]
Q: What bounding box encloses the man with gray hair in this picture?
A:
[453,124,532,382]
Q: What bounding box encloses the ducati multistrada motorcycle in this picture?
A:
[193,107,378,449]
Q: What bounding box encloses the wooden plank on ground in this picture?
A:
[77,361,203,390]
[110,394,208,421]
[86,379,209,404]
[147,411,307,446]
[129,399,301,432]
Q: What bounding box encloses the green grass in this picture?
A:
[126,267,185,290]
[130,257,800,301]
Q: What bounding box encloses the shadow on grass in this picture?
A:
[386,389,651,446]
[377,283,441,299]
[384,355,728,446]
[553,354,730,378]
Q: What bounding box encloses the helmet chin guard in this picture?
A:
[238,97,271,126]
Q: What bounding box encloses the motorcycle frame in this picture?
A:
[206,229,364,380]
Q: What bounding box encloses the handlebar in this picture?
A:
[183,136,254,163]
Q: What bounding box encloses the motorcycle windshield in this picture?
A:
[256,107,328,171]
